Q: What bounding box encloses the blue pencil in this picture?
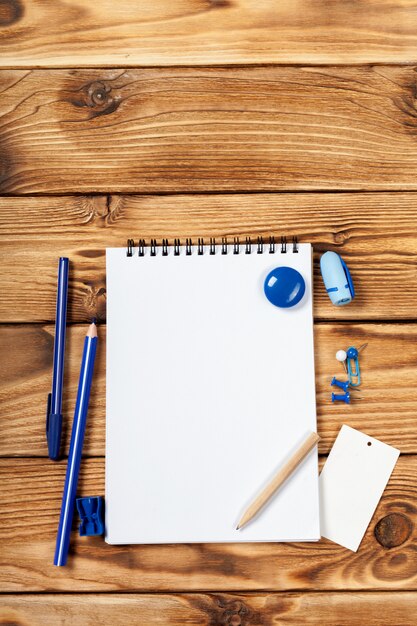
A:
[47,257,69,460]
[54,321,98,566]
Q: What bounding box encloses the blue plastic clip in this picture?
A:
[76,496,104,537]
[346,346,361,387]
[320,251,355,306]
[331,376,350,392]
[332,392,351,404]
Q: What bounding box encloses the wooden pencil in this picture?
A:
[236,431,320,530]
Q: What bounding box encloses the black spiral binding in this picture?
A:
[126,236,298,256]
[127,239,134,257]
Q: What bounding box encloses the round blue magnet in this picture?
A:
[264,266,306,308]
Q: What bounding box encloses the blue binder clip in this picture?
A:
[320,251,355,306]
[76,496,104,537]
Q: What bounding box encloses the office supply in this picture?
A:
[76,496,104,536]
[332,391,351,404]
[331,377,350,392]
[46,256,69,460]
[319,425,400,551]
[356,343,368,354]
[236,431,320,530]
[106,237,320,544]
[320,251,355,306]
[54,321,98,566]
[346,344,367,387]
[331,377,360,393]
[336,349,348,374]
[264,266,306,308]
[347,348,360,386]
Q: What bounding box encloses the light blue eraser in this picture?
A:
[320,251,355,306]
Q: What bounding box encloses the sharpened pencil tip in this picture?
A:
[91,317,97,324]
[87,321,98,338]
[236,525,240,530]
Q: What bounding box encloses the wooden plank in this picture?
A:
[0,456,415,591]
[1,1,417,67]
[1,592,417,625]
[1,322,416,458]
[1,66,417,193]
[1,193,417,323]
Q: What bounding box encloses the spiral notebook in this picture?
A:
[106,238,319,544]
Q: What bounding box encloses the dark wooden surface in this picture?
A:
[1,322,417,457]
[1,0,417,66]
[2,67,417,194]
[2,593,416,626]
[1,195,417,323]
[1,1,417,624]
[1,456,416,592]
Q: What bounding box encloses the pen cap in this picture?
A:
[320,251,354,306]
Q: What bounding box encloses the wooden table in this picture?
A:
[1,2,416,624]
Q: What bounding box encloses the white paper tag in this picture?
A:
[319,425,400,552]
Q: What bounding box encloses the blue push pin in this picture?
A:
[332,391,351,404]
[347,347,358,359]
[264,267,306,308]
[331,376,350,392]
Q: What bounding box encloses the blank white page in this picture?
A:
[106,243,319,543]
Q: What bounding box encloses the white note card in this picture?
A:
[319,425,400,552]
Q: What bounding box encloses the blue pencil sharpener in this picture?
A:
[320,251,355,306]
[76,496,104,537]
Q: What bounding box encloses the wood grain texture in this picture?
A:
[1,323,416,458]
[1,1,417,67]
[0,456,415,591]
[0,0,415,617]
[1,193,417,323]
[2,66,417,193]
[2,592,417,625]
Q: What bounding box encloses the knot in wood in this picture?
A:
[220,600,249,625]
[86,81,112,108]
[0,0,24,26]
[334,231,348,244]
[374,513,413,548]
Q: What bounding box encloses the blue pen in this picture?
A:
[46,257,69,460]
[54,321,98,567]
